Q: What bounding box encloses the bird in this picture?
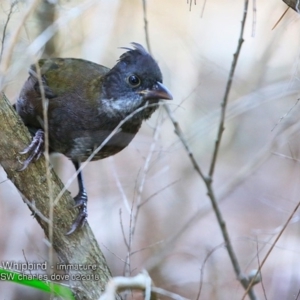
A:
[15,43,173,235]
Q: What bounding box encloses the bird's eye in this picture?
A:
[127,75,141,87]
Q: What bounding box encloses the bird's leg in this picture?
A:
[66,160,88,235]
[18,129,44,171]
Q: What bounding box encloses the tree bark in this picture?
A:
[0,92,113,300]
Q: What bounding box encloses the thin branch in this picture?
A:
[141,0,205,186]
[254,238,267,300]
[0,1,17,64]
[197,243,226,300]
[208,0,248,178]
[119,209,129,250]
[163,104,206,181]
[130,239,165,257]
[271,97,300,131]
[142,1,255,298]
[0,0,40,75]
[138,179,180,208]
[132,116,162,236]
[34,62,54,291]
[142,0,151,54]
[241,197,300,299]
[204,181,255,296]
[125,179,135,276]
[143,30,207,183]
[200,0,207,18]
[22,249,32,276]
[151,287,189,300]
[272,7,289,30]
[22,197,51,224]
[144,0,257,298]
[251,0,257,37]
[203,2,258,299]
[187,0,197,11]
[124,115,162,277]
[145,210,202,271]
[101,243,128,265]
[111,157,131,213]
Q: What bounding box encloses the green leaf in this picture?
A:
[0,268,74,299]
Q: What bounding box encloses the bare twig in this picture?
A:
[151,287,189,300]
[254,239,267,300]
[271,97,300,131]
[119,209,129,250]
[241,197,300,299]
[272,151,300,163]
[272,7,289,30]
[22,196,51,224]
[217,116,300,202]
[34,62,55,298]
[130,239,165,257]
[140,0,207,183]
[1,0,97,90]
[125,197,135,276]
[187,0,197,11]
[200,0,207,18]
[125,114,162,277]
[141,1,256,298]
[138,179,180,208]
[27,0,96,58]
[142,0,151,54]
[202,2,258,299]
[251,0,257,37]
[0,1,18,64]
[197,243,226,300]
[163,105,206,181]
[36,0,57,56]
[0,0,40,75]
[208,1,248,178]
[132,116,162,236]
[144,210,202,271]
[22,249,32,275]
[111,157,131,213]
[101,243,128,265]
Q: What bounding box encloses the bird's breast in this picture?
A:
[65,127,138,161]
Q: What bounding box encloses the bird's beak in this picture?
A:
[140,82,173,100]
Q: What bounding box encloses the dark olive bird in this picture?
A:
[15,43,172,235]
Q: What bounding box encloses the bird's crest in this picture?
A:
[118,43,149,61]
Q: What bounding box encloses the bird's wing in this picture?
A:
[29,58,110,98]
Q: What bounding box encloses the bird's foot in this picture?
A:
[18,129,44,171]
[66,192,88,235]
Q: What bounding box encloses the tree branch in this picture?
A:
[141,0,258,299]
[0,92,114,300]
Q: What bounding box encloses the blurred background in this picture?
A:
[1,0,300,299]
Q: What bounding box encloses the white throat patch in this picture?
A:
[101,97,145,118]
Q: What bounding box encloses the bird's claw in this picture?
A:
[66,193,88,235]
[18,129,44,171]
